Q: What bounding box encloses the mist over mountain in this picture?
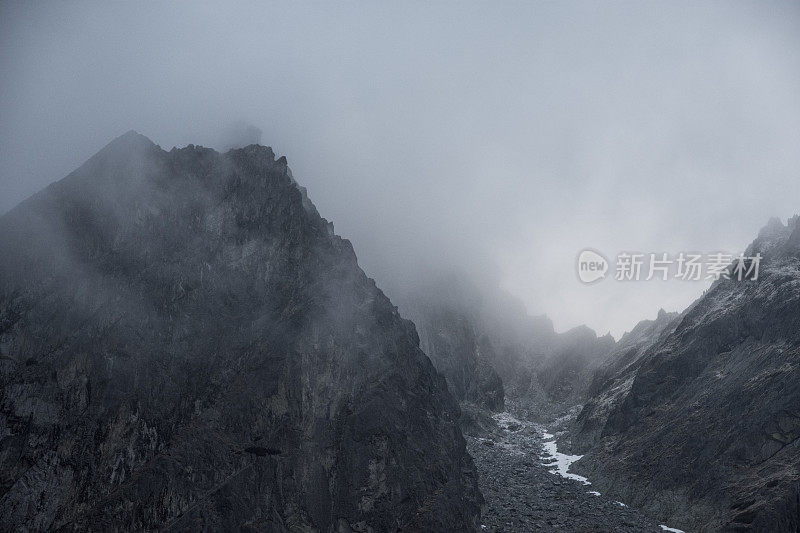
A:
[570,218,800,531]
[0,133,480,531]
[4,129,799,532]
[3,2,800,337]
[396,271,619,421]
[570,308,680,451]
[2,3,800,532]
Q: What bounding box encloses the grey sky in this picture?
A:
[2,1,799,337]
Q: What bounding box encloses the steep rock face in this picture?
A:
[570,309,679,452]
[491,315,615,422]
[401,278,505,412]
[413,307,505,412]
[400,275,615,420]
[573,218,800,531]
[527,326,615,416]
[0,132,481,531]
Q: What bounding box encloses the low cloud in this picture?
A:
[1,1,798,336]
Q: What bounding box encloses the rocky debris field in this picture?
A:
[466,412,671,532]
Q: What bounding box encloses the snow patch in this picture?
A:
[539,429,590,485]
[539,429,686,533]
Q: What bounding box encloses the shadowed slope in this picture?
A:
[574,217,800,531]
[0,132,481,531]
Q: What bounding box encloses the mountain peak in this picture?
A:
[0,133,481,531]
[103,129,157,152]
[759,216,785,237]
[747,215,800,259]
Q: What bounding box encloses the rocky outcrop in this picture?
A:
[414,306,505,411]
[401,277,505,412]
[0,132,481,531]
[570,309,679,452]
[572,218,800,531]
[522,326,615,419]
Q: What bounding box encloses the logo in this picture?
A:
[577,249,609,284]
[574,250,761,283]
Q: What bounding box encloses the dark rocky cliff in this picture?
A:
[569,309,679,452]
[400,277,505,413]
[0,132,481,531]
[411,306,505,412]
[523,325,615,419]
[399,274,615,420]
[573,217,800,532]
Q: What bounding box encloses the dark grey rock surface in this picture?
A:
[0,132,481,531]
[572,218,800,531]
[522,326,615,420]
[399,274,616,420]
[407,302,505,412]
[569,309,679,453]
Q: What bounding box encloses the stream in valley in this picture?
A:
[465,411,686,532]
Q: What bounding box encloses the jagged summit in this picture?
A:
[560,323,602,340]
[101,130,283,167]
[748,214,800,259]
[0,134,481,531]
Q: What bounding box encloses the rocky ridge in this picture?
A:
[571,217,800,531]
[0,132,481,531]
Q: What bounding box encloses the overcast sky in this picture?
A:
[2,1,799,337]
